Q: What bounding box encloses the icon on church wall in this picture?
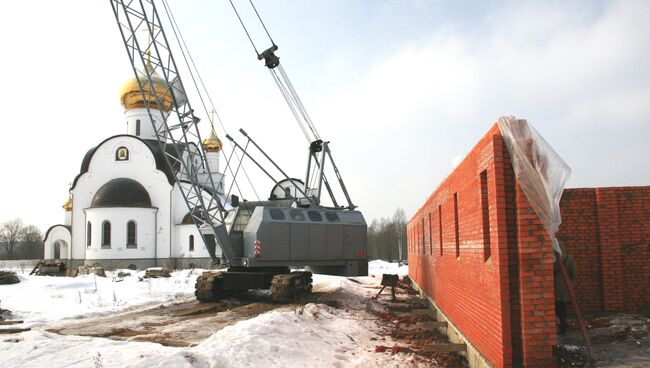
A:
[116,147,130,161]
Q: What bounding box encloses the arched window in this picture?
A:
[189,235,195,252]
[135,119,141,136]
[86,222,92,247]
[102,221,111,248]
[126,221,137,248]
[54,241,61,259]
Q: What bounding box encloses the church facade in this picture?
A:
[44,68,225,269]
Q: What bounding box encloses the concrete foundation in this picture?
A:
[43,258,215,271]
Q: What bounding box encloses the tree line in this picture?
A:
[0,218,43,260]
[367,208,408,263]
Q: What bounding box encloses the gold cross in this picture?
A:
[141,26,152,65]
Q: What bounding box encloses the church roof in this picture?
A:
[91,178,152,208]
[43,224,71,243]
[71,135,187,189]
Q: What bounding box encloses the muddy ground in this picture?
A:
[46,277,469,367]
[556,313,650,367]
[46,291,335,347]
[44,277,650,367]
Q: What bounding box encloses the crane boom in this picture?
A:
[109,0,237,265]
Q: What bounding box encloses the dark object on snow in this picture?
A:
[144,268,171,278]
[30,261,67,277]
[0,300,12,321]
[373,274,399,302]
[77,266,106,277]
[113,271,131,282]
[0,271,20,285]
[0,328,30,334]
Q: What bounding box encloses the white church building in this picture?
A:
[44,67,226,269]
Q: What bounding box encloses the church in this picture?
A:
[43,67,226,269]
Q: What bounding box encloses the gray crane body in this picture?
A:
[236,205,368,276]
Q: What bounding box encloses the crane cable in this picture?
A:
[227,0,343,206]
[228,0,321,143]
[249,0,276,47]
[161,0,260,201]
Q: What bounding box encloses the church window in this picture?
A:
[102,221,111,248]
[54,241,61,259]
[135,120,141,136]
[86,222,92,247]
[189,235,195,252]
[126,221,137,248]
[116,146,129,161]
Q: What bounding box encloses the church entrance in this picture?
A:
[52,240,68,260]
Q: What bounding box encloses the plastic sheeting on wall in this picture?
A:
[497,116,571,254]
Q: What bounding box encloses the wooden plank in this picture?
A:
[417,321,448,329]
[411,308,431,315]
[0,320,24,325]
[0,328,31,334]
[422,343,466,353]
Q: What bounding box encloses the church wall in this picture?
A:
[175,224,212,259]
[71,136,173,263]
[170,184,223,259]
[84,207,157,260]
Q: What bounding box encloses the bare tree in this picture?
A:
[0,219,24,258]
[367,208,409,263]
[20,225,43,259]
[393,208,407,265]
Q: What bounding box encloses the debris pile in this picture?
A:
[29,261,67,277]
[144,268,171,278]
[77,266,106,277]
[556,314,650,367]
[368,282,468,367]
[0,300,11,320]
[0,271,20,285]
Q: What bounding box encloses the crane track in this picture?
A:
[195,271,313,303]
[269,271,313,303]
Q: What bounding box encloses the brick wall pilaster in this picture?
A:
[595,188,624,311]
[515,185,557,367]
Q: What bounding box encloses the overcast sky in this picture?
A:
[0,0,648,232]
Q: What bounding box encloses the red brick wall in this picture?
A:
[408,124,556,368]
[557,186,650,313]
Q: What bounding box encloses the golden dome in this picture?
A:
[202,128,223,153]
[119,64,174,111]
[62,194,72,212]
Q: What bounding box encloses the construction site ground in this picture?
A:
[2,262,648,367]
[41,280,469,366]
[0,262,468,368]
[45,292,343,347]
[556,313,650,367]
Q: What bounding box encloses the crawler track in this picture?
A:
[195,270,313,303]
[270,271,313,303]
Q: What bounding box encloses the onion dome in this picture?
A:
[202,128,223,153]
[119,63,174,111]
[62,194,72,212]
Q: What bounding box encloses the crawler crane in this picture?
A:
[109,0,367,302]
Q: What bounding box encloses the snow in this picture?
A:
[0,261,421,368]
[368,260,408,277]
[1,269,200,328]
